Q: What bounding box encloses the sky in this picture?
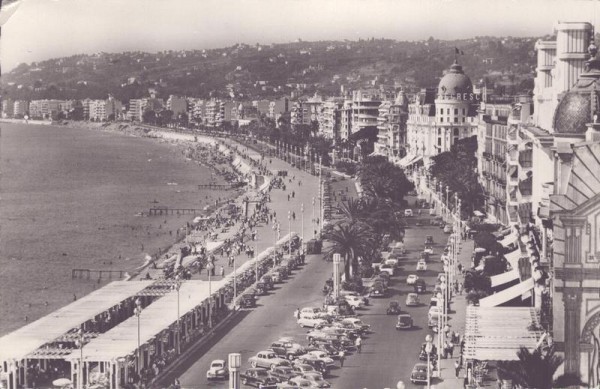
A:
[0,0,598,72]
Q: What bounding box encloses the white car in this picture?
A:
[379,263,395,276]
[407,275,419,285]
[344,295,365,309]
[305,350,336,367]
[404,209,413,217]
[424,246,433,255]
[339,291,369,305]
[341,317,371,332]
[416,260,427,271]
[297,317,328,328]
[206,359,228,380]
[296,307,329,320]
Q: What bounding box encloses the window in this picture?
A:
[454,108,458,115]
[440,117,443,122]
[447,108,450,115]
[438,138,442,146]
[440,108,444,115]
[454,117,458,123]
[462,108,466,115]
[454,128,459,136]
[462,117,465,123]
[438,128,441,135]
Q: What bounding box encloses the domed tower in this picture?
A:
[552,42,600,143]
[433,60,478,153]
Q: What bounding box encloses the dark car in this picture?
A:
[256,282,268,295]
[241,293,256,308]
[269,366,297,382]
[414,279,426,293]
[240,368,279,388]
[261,275,274,289]
[369,282,387,298]
[270,341,305,360]
[396,314,413,330]
[410,363,429,385]
[386,301,401,315]
[425,235,434,245]
[295,358,329,377]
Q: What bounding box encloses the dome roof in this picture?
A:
[553,44,600,134]
[438,61,473,96]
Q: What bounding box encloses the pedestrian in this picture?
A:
[449,343,455,358]
[454,360,461,377]
[355,336,362,353]
[339,350,345,367]
[220,266,225,278]
[296,308,301,320]
[459,282,464,295]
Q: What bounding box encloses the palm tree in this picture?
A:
[322,221,374,280]
[497,346,586,389]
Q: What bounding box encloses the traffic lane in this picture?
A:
[177,254,334,388]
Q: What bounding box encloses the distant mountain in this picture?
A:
[0,37,538,102]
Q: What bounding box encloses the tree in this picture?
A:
[142,109,156,124]
[497,346,586,389]
[323,221,374,280]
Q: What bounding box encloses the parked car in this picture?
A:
[240,368,279,388]
[405,293,420,307]
[269,366,297,382]
[396,313,413,330]
[386,301,401,315]
[338,291,369,305]
[302,371,332,388]
[241,293,257,308]
[404,209,413,217]
[261,275,274,289]
[206,359,228,380]
[248,351,289,369]
[270,340,306,360]
[410,363,429,385]
[423,245,434,255]
[288,376,314,387]
[340,317,371,333]
[414,279,426,293]
[270,271,282,283]
[298,317,328,328]
[379,263,395,276]
[343,295,364,309]
[444,224,453,234]
[425,235,434,245]
[369,281,387,298]
[407,274,419,285]
[291,363,317,376]
[416,260,427,271]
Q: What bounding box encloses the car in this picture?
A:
[405,293,420,307]
[269,366,298,382]
[386,301,401,315]
[343,295,364,309]
[248,351,289,369]
[410,363,429,385]
[379,263,395,276]
[288,376,314,387]
[423,245,434,255]
[417,260,427,271]
[407,274,419,285]
[261,275,274,289]
[429,297,438,307]
[396,313,414,330]
[372,274,390,287]
[428,306,440,319]
[291,363,317,376]
[304,350,336,367]
[298,307,329,319]
[241,293,257,308]
[369,282,387,298]
[404,209,413,217]
[240,367,279,388]
[437,273,446,283]
[298,317,328,328]
[384,257,399,268]
[302,372,332,388]
[270,272,282,283]
[338,291,369,305]
[306,330,340,344]
[444,224,453,234]
[270,340,306,360]
[206,359,228,380]
[425,235,434,245]
[341,317,371,332]
[414,278,426,293]
[322,322,360,338]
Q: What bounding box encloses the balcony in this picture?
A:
[483,151,493,160]
[518,176,533,200]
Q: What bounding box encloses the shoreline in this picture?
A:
[0,121,254,336]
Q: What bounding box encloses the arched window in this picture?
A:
[454,128,459,136]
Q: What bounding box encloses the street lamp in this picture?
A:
[173,275,182,355]
[312,197,316,238]
[207,263,213,328]
[445,186,449,219]
[300,203,305,244]
[436,290,444,375]
[233,255,237,300]
[75,329,89,389]
[425,334,433,389]
[134,298,143,373]
[288,211,292,256]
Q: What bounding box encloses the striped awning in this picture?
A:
[479,278,534,307]
[490,269,520,288]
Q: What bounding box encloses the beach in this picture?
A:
[0,122,245,335]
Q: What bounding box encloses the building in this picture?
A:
[269,97,289,120]
[204,99,221,127]
[375,90,409,160]
[318,98,343,140]
[89,97,123,121]
[350,89,381,134]
[13,100,28,118]
[405,60,479,165]
[291,94,322,127]
[2,98,14,118]
[127,99,147,122]
[28,99,63,119]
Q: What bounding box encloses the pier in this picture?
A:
[148,207,206,216]
[71,268,128,280]
[198,182,243,190]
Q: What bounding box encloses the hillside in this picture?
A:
[0,36,539,102]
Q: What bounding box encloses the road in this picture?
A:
[167,146,450,388]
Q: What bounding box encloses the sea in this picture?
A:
[0,123,231,336]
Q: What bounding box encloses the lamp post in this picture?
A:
[287,211,292,256]
[173,275,182,355]
[75,329,88,389]
[312,197,316,238]
[445,186,449,220]
[318,156,323,236]
[228,353,241,389]
[233,255,237,300]
[332,253,341,299]
[425,334,433,389]
[134,298,143,373]
[300,203,305,244]
[208,264,213,328]
[436,291,443,376]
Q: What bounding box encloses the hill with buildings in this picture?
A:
[0,36,538,102]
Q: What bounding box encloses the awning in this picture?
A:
[406,155,423,167]
[464,305,543,361]
[478,278,534,307]
[490,269,520,288]
[504,249,523,269]
[499,232,519,247]
[0,281,154,363]
[397,154,414,167]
